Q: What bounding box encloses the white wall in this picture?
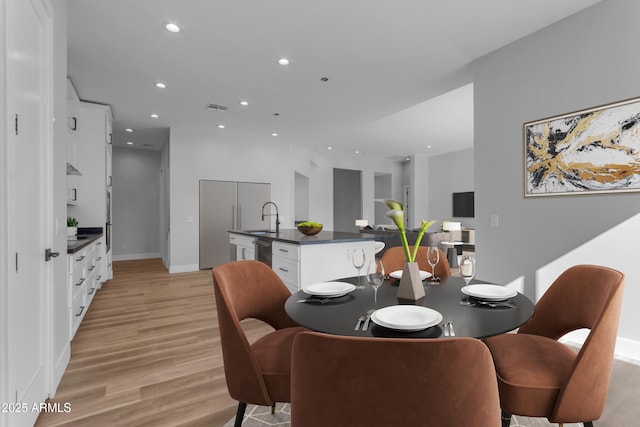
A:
[160,141,170,267]
[409,154,430,229]
[294,171,309,222]
[112,147,162,260]
[428,148,476,230]
[374,173,392,224]
[169,126,294,272]
[168,127,404,273]
[473,0,640,361]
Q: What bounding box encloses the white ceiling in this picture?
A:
[67,0,602,158]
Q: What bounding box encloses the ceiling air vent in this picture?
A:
[205,103,229,112]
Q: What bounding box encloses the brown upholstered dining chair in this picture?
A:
[291,331,501,427]
[381,245,451,278]
[212,260,306,427]
[484,264,625,427]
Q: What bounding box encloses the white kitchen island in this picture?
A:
[229,229,390,293]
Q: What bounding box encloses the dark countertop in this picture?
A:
[67,227,103,254]
[229,229,395,245]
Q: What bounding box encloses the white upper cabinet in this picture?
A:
[67,78,81,205]
[104,106,113,144]
[66,78,79,135]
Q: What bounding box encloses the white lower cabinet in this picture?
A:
[272,240,375,293]
[272,242,300,293]
[230,233,256,261]
[68,237,107,340]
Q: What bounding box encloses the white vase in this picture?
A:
[397,261,425,300]
[67,226,77,237]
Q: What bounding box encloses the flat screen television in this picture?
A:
[453,191,474,218]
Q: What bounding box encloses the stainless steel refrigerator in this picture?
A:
[199,180,271,269]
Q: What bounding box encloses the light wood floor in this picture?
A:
[36,259,273,427]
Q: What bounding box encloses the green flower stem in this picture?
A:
[411,233,424,262]
[411,220,434,262]
[399,230,412,262]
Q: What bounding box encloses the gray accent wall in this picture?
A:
[473,0,640,351]
[333,168,362,232]
[112,147,162,260]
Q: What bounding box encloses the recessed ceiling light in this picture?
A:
[150,114,159,119]
[218,124,225,129]
[427,145,432,148]
[155,82,167,89]
[125,128,133,133]
[327,147,332,150]
[278,58,290,66]
[271,133,278,137]
[239,100,249,106]
[355,150,360,154]
[165,23,180,33]
[126,141,133,145]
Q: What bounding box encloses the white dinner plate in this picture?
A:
[461,284,517,301]
[371,306,443,331]
[389,270,432,281]
[302,281,356,298]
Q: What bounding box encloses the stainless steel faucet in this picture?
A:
[261,201,280,234]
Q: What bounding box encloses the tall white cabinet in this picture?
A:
[68,101,113,280]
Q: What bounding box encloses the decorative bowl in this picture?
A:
[297,224,323,236]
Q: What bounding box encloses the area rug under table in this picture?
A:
[222,404,584,427]
[222,403,290,427]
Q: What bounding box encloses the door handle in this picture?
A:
[45,248,60,261]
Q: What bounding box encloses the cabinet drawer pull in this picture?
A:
[96,256,102,261]
[96,275,102,281]
[96,242,102,245]
[88,288,95,295]
[75,278,85,286]
[88,266,95,271]
[75,306,85,317]
[76,255,85,262]
[278,267,289,273]
[278,248,289,253]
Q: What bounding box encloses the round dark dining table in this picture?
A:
[284,275,535,339]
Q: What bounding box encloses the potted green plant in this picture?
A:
[375,199,436,300]
[67,216,78,237]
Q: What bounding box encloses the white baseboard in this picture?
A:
[612,336,640,365]
[51,343,70,397]
[112,252,160,261]
[561,332,640,365]
[169,264,199,273]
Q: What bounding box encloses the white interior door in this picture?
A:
[6,0,52,424]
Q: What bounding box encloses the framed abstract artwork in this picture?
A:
[524,97,640,197]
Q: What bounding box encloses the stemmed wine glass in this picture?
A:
[366,259,385,306]
[352,249,366,285]
[426,246,440,285]
[460,255,475,286]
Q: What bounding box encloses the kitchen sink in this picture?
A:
[245,229,278,234]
